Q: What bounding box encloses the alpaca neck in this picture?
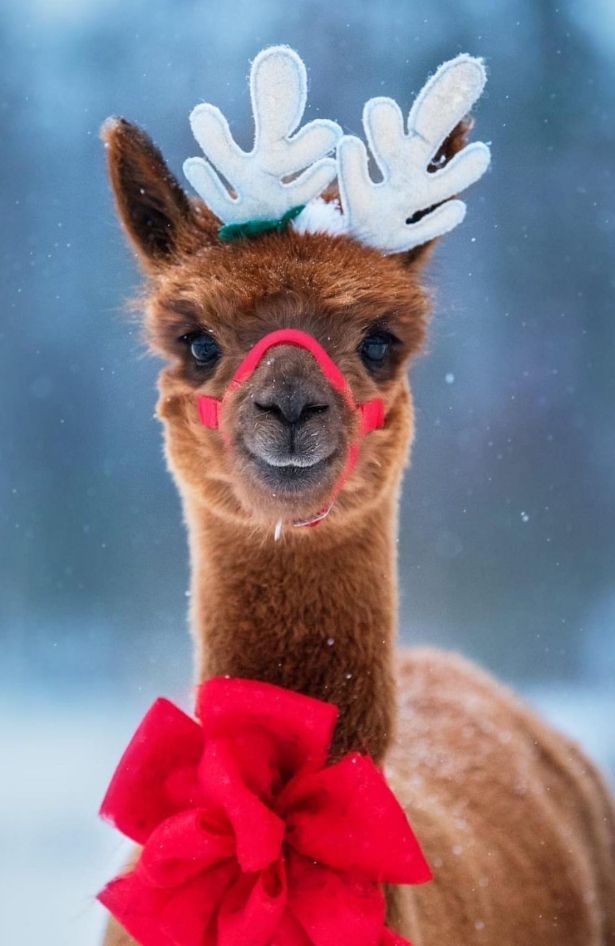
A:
[185,491,400,761]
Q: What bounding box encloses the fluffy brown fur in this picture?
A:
[100,115,615,946]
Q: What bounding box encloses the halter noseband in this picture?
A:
[197,328,385,528]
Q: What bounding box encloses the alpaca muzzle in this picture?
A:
[197,328,385,528]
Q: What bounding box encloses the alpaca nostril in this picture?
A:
[254,396,330,426]
[298,402,329,422]
[255,400,285,421]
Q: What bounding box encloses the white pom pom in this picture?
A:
[291,197,349,238]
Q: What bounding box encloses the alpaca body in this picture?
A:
[99,83,615,943]
[393,649,615,945]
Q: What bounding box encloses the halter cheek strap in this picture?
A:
[197,328,385,527]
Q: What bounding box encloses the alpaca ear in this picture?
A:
[101,117,208,272]
[399,116,477,270]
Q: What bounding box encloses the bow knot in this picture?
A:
[98,678,431,946]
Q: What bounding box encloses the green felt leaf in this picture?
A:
[218,205,305,243]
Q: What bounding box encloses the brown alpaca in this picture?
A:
[99,107,615,943]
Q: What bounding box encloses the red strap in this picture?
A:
[198,329,367,430]
[229,329,352,401]
[197,395,221,430]
[359,398,385,436]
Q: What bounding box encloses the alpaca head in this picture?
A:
[104,123,455,530]
[102,51,488,533]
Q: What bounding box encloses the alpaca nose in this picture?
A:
[242,364,341,476]
[254,387,330,426]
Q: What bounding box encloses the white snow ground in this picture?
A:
[0,684,613,946]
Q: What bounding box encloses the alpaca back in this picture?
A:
[390,648,615,945]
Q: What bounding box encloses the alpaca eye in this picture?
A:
[181,332,221,367]
[359,331,395,367]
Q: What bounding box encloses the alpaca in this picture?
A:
[100,49,615,946]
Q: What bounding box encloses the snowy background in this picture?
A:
[1,1,614,944]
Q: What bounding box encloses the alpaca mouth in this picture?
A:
[242,447,337,494]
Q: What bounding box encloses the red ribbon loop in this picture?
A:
[98,678,431,946]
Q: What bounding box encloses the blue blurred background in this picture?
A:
[1,1,614,944]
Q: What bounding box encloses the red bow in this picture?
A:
[98,678,431,946]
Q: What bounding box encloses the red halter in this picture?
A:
[197,329,385,527]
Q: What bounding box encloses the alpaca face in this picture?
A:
[103,119,438,528]
[149,230,428,527]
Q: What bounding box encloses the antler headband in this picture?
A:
[183,45,491,253]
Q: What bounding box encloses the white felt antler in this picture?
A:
[183,46,342,225]
[336,54,491,254]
